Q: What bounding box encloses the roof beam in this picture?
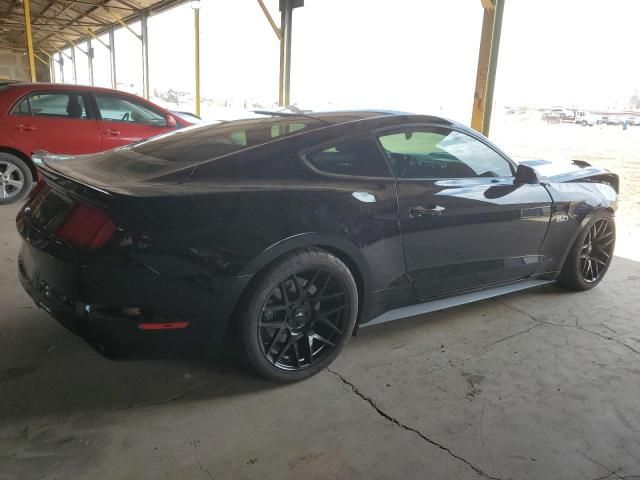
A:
[256,0,282,41]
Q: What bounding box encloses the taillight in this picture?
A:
[26,175,47,202]
[55,202,116,250]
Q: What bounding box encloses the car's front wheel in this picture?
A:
[240,248,358,382]
[0,153,33,205]
[557,211,615,290]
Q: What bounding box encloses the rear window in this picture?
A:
[130,116,328,163]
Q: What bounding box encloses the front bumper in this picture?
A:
[17,234,251,359]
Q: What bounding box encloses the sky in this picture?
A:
[53,0,640,125]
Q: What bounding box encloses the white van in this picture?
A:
[575,110,599,126]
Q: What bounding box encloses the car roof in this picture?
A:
[0,82,163,105]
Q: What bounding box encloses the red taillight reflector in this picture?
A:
[138,322,190,330]
[27,176,47,202]
[55,202,116,250]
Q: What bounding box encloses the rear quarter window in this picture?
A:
[305,136,392,178]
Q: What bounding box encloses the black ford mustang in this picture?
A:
[16,111,619,382]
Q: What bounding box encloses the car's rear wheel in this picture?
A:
[0,153,32,205]
[240,248,358,382]
[557,211,615,290]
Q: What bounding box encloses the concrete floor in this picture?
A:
[2,200,640,480]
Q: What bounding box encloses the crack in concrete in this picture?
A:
[327,368,502,480]
[115,373,238,411]
[493,299,640,356]
[488,323,540,347]
[192,440,214,480]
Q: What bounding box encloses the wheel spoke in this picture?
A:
[292,341,301,368]
[305,268,322,293]
[581,259,589,277]
[599,248,611,258]
[278,282,291,306]
[600,238,614,248]
[322,303,347,317]
[290,274,303,300]
[273,333,296,364]
[258,318,286,327]
[265,323,287,354]
[3,164,18,177]
[592,256,607,266]
[316,271,332,298]
[311,333,335,347]
[5,179,23,189]
[305,334,315,364]
[317,291,346,302]
[599,230,614,240]
[315,314,343,335]
[263,305,287,313]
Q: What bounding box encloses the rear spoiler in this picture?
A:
[32,151,114,206]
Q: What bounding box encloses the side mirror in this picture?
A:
[166,115,178,128]
[514,164,540,184]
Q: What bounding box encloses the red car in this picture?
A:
[0,82,193,204]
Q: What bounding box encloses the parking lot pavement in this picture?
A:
[2,197,640,479]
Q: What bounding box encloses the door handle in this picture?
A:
[409,205,446,217]
[13,124,36,131]
[103,129,120,136]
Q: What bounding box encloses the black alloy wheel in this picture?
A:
[579,217,615,283]
[240,248,358,382]
[558,211,615,291]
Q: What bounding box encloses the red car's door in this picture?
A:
[93,93,176,150]
[5,90,101,155]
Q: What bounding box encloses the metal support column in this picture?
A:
[108,27,117,89]
[470,0,505,136]
[278,0,293,106]
[141,14,150,99]
[59,55,65,83]
[70,44,77,84]
[194,6,201,116]
[49,58,55,83]
[23,0,37,81]
[87,38,94,85]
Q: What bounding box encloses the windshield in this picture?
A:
[130,116,329,163]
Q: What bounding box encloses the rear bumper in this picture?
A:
[17,233,252,359]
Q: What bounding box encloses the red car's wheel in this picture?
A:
[0,153,32,205]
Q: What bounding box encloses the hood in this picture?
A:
[518,159,619,193]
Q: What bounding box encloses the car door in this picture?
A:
[5,90,101,155]
[376,125,553,299]
[93,93,175,150]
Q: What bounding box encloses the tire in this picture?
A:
[0,153,33,205]
[557,211,615,291]
[582,120,588,126]
[239,247,358,382]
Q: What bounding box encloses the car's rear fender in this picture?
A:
[235,233,375,327]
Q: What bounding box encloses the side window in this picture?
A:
[14,93,88,119]
[95,94,167,126]
[11,97,31,115]
[378,127,513,179]
[306,136,391,178]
